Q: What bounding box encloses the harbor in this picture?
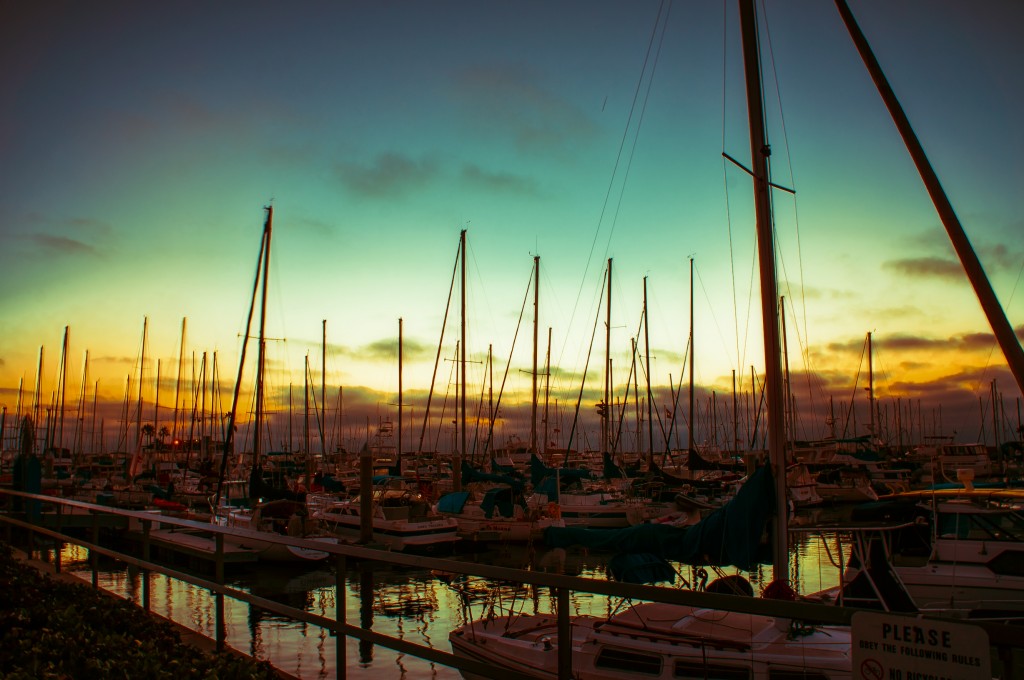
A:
[3,1,1024,679]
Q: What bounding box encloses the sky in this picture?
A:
[2,0,1023,456]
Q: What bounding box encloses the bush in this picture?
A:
[0,542,281,679]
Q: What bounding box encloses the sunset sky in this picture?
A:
[2,1,1022,455]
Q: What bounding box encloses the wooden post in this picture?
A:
[90,510,99,588]
[557,587,571,678]
[54,502,62,574]
[336,554,347,678]
[215,532,225,651]
[142,518,151,612]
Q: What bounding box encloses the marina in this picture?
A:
[3,1,1024,678]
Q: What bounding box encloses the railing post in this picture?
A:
[215,532,225,652]
[25,500,35,558]
[337,554,347,679]
[4,493,11,544]
[90,509,99,588]
[557,587,571,679]
[142,518,151,612]
[54,501,62,574]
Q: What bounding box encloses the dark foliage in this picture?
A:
[0,542,280,679]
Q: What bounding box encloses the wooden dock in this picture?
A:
[129,529,260,565]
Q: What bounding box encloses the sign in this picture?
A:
[852,611,990,680]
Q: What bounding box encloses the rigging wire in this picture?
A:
[557,0,670,391]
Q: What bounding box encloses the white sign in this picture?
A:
[852,611,990,680]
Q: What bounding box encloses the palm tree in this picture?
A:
[141,424,156,449]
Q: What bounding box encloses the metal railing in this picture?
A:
[2,488,1022,679]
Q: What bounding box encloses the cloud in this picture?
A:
[825,331,1006,355]
[882,256,964,281]
[452,64,598,158]
[460,163,543,197]
[29,234,98,256]
[334,152,440,198]
[354,336,434,363]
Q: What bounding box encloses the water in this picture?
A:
[56,511,852,679]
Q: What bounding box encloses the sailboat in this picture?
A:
[210,206,335,563]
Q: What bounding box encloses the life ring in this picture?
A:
[546,502,561,519]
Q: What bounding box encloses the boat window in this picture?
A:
[972,512,1024,541]
[938,510,1024,542]
[596,647,662,675]
[674,660,750,679]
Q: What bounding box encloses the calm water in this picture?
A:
[57,508,852,679]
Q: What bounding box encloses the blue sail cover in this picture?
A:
[437,491,470,514]
[544,465,776,571]
[461,461,525,491]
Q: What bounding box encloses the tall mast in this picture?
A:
[33,346,43,453]
[835,0,1024,398]
[781,297,792,443]
[544,327,552,455]
[138,318,147,455]
[398,317,404,469]
[688,257,695,452]
[531,255,539,453]
[253,207,272,474]
[643,277,653,465]
[867,331,875,438]
[154,359,161,447]
[217,206,271,509]
[304,354,311,456]
[321,319,327,462]
[457,228,466,492]
[173,318,186,445]
[739,0,788,583]
[604,258,612,453]
[58,326,68,454]
[75,353,89,460]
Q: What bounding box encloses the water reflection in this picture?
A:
[52,511,851,679]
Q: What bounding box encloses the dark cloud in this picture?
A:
[355,336,434,363]
[826,331,1006,355]
[453,65,598,158]
[334,152,440,198]
[29,234,98,256]
[883,256,963,281]
[460,163,543,197]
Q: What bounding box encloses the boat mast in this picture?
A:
[834,0,1024,398]
[738,0,788,584]
[456,228,466,492]
[321,320,327,465]
[172,318,185,446]
[216,206,271,510]
[57,326,68,457]
[688,257,695,453]
[604,258,612,454]
[868,331,875,439]
[253,211,271,481]
[544,327,552,455]
[304,354,310,456]
[398,316,404,471]
[781,297,792,443]
[531,255,539,453]
[643,277,653,466]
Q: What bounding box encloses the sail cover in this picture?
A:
[545,465,776,571]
